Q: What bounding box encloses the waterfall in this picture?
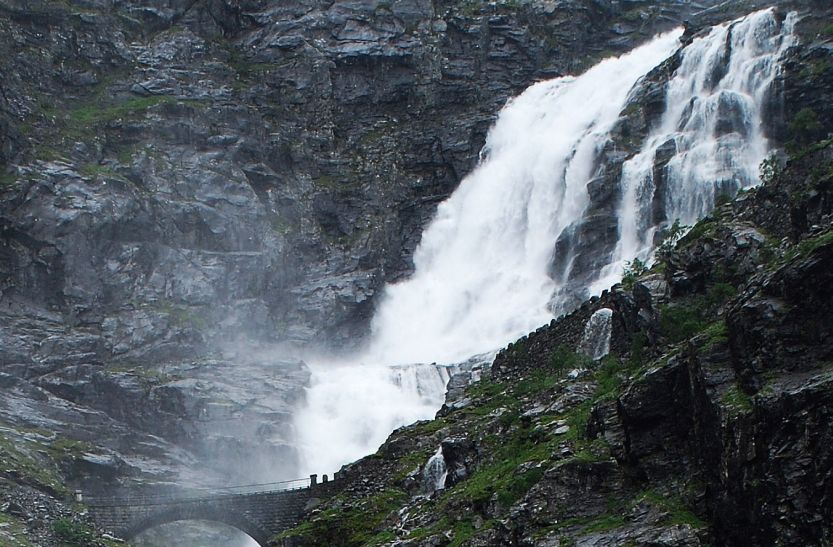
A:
[294,30,682,476]
[365,28,683,368]
[293,8,796,477]
[578,308,614,361]
[594,8,797,291]
[421,446,448,495]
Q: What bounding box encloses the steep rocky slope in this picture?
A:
[275,138,833,547]
[273,10,833,545]
[0,0,721,360]
[0,0,831,545]
[0,0,746,500]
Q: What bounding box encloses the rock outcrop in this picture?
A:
[0,0,746,498]
[0,1,832,545]
[274,84,833,547]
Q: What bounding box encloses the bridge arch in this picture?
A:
[86,476,343,544]
[123,506,270,546]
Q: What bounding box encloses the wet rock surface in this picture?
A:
[275,148,833,544]
[0,481,106,547]
[0,0,742,506]
[0,0,831,545]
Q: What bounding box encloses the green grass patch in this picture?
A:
[788,229,833,261]
[399,418,449,438]
[114,144,137,164]
[465,379,506,400]
[459,381,514,417]
[701,320,728,349]
[439,422,552,510]
[445,517,496,546]
[703,282,737,308]
[538,512,627,537]
[790,137,833,162]
[584,514,627,534]
[0,512,34,547]
[31,145,65,162]
[789,107,825,145]
[391,448,434,482]
[659,283,737,344]
[569,439,613,464]
[677,216,719,247]
[149,302,208,330]
[820,23,833,38]
[79,163,128,181]
[46,93,203,152]
[765,228,833,269]
[403,516,453,542]
[47,438,96,460]
[635,488,707,528]
[275,488,408,546]
[0,431,65,495]
[800,57,833,80]
[66,95,175,126]
[536,487,705,542]
[270,215,292,234]
[514,369,562,398]
[593,355,628,401]
[721,385,753,416]
[358,126,391,146]
[550,345,593,372]
[0,172,18,187]
[52,518,97,547]
[455,0,523,16]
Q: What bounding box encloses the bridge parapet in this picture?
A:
[85,475,342,546]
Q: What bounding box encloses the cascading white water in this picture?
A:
[293,8,796,478]
[294,30,683,476]
[366,29,684,367]
[421,446,448,495]
[578,308,614,361]
[594,8,797,291]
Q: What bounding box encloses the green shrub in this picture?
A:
[53,518,97,547]
[659,283,737,344]
[789,107,825,145]
[703,283,737,309]
[275,488,407,546]
[659,303,708,343]
[627,333,648,369]
[622,257,649,288]
[721,385,753,416]
[759,154,783,185]
[655,219,689,262]
[549,345,592,372]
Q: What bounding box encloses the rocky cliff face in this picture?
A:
[276,140,833,547]
[0,0,716,359]
[1,0,831,545]
[272,6,833,546]
[0,0,737,499]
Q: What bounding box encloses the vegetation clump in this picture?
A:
[621,257,648,288]
[789,107,825,146]
[52,518,97,547]
[658,283,737,344]
[0,431,65,495]
[275,488,407,546]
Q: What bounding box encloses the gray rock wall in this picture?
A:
[0,0,794,497]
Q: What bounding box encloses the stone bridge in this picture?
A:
[85,475,342,546]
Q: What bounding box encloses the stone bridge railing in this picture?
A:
[85,474,342,546]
